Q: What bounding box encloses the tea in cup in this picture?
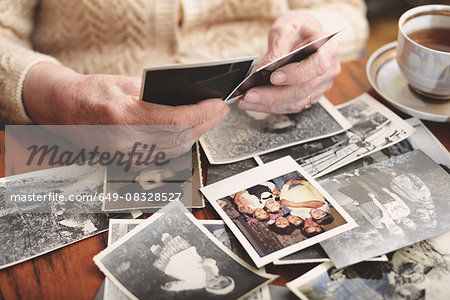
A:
[397,5,450,100]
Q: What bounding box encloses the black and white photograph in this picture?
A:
[206,158,259,185]
[0,165,109,270]
[318,117,450,179]
[200,220,252,264]
[103,144,204,212]
[201,220,273,300]
[318,150,450,268]
[140,56,257,106]
[200,97,351,164]
[274,244,388,265]
[103,219,272,300]
[203,221,279,300]
[200,156,356,268]
[103,219,143,300]
[286,230,450,300]
[259,93,415,178]
[226,31,340,100]
[94,201,275,300]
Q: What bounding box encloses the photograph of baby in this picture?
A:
[201,156,356,267]
[94,201,275,300]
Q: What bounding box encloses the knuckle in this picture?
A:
[167,110,188,126]
[332,62,341,78]
[270,24,285,37]
[304,81,314,95]
[289,86,302,102]
[315,52,329,75]
[174,130,193,151]
[290,100,305,113]
[261,90,280,106]
[295,63,309,81]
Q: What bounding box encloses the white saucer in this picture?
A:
[366,41,450,123]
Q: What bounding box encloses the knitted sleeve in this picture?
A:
[0,0,60,124]
[288,0,369,61]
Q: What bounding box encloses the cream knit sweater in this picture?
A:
[0,0,368,124]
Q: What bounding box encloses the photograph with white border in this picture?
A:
[103,144,204,212]
[94,201,275,300]
[287,230,450,300]
[0,165,108,270]
[273,244,387,265]
[103,219,143,300]
[316,117,450,179]
[259,93,415,178]
[200,156,356,268]
[319,150,450,268]
[103,219,272,300]
[200,97,351,164]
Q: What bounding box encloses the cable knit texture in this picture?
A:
[0,0,368,124]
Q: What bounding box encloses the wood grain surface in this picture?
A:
[0,58,449,300]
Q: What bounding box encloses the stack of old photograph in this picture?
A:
[2,91,449,300]
[88,93,450,299]
[199,93,450,300]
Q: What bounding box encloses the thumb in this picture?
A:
[124,96,228,126]
[168,98,228,126]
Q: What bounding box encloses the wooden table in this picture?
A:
[0,58,449,300]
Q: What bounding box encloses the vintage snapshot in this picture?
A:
[201,220,252,263]
[200,156,356,268]
[226,31,340,100]
[259,93,415,178]
[0,165,109,270]
[103,219,272,300]
[94,201,275,300]
[318,117,450,179]
[201,220,272,300]
[206,159,259,185]
[273,244,387,265]
[318,150,450,268]
[200,97,351,164]
[287,230,450,300]
[140,56,257,106]
[103,219,143,300]
[103,144,204,212]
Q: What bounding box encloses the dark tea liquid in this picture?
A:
[408,27,450,52]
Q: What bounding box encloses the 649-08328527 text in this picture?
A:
[8,192,182,203]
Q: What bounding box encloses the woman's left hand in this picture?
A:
[237,10,341,114]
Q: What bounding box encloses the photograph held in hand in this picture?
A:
[140,31,340,106]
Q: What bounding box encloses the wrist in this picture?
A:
[23,62,79,124]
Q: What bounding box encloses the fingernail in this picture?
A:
[244,92,260,104]
[271,71,286,84]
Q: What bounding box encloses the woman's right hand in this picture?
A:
[22,62,230,158]
[23,62,229,135]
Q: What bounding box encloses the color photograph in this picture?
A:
[201,156,356,267]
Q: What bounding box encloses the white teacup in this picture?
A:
[397,5,450,100]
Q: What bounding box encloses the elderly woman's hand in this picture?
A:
[22,62,230,159]
[237,10,341,114]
